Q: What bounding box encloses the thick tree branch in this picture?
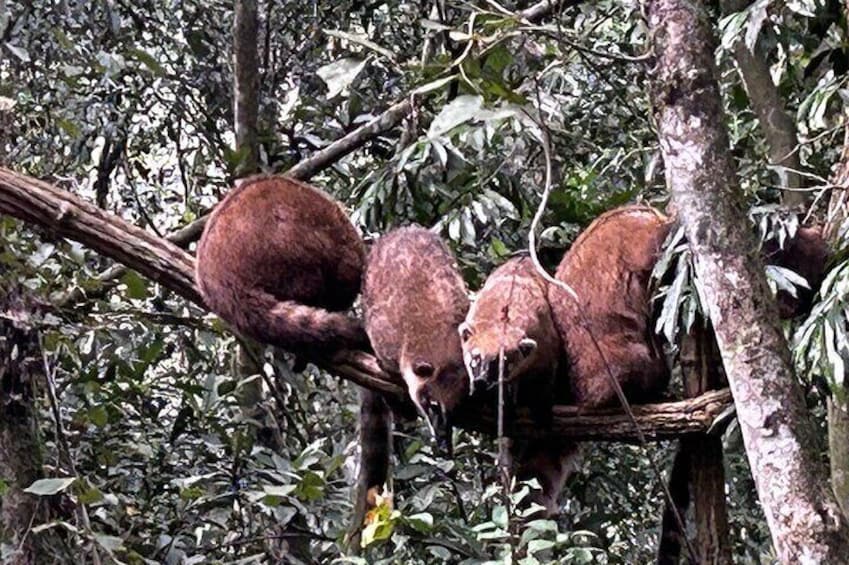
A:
[233,0,260,176]
[0,167,732,441]
[722,0,807,207]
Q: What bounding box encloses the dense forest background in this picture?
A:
[2,0,849,563]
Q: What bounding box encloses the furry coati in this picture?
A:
[548,205,831,409]
[763,225,831,318]
[459,255,577,516]
[362,226,470,448]
[549,206,673,408]
[459,256,561,421]
[195,175,369,354]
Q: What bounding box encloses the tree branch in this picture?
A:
[0,167,733,441]
[54,0,576,307]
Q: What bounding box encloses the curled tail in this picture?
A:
[346,388,393,552]
[198,279,370,352]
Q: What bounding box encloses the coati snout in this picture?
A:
[362,226,470,447]
[459,322,537,393]
[403,359,467,451]
[459,256,561,398]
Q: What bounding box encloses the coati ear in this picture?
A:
[518,338,537,358]
[413,361,435,378]
[458,322,472,343]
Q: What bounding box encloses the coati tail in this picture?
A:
[346,388,393,552]
[198,279,369,352]
[358,388,392,500]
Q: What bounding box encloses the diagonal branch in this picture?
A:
[0,166,732,441]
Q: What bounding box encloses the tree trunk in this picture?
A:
[233,0,260,176]
[0,284,47,563]
[647,0,849,561]
[681,329,731,564]
[825,123,849,515]
[657,328,732,565]
[721,0,807,207]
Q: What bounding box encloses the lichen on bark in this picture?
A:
[647,0,849,561]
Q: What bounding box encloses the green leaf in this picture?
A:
[323,30,396,61]
[88,405,109,428]
[121,270,148,299]
[24,477,76,496]
[57,119,81,137]
[5,42,30,62]
[405,512,434,533]
[412,75,458,96]
[492,505,508,529]
[428,95,483,138]
[527,539,556,554]
[78,486,104,505]
[95,534,125,553]
[128,47,165,76]
[317,57,368,99]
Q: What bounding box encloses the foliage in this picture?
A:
[1,0,848,563]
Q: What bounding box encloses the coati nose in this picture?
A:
[422,400,452,455]
[486,360,500,383]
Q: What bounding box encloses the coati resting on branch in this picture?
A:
[195,175,369,355]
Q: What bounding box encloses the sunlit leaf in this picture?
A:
[317,57,368,99]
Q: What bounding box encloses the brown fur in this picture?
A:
[196,175,368,353]
[549,206,831,408]
[549,206,673,408]
[763,225,830,318]
[460,256,561,397]
[362,226,470,443]
[460,256,577,516]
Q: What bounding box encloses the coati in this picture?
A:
[548,205,831,409]
[459,255,562,426]
[362,225,470,448]
[549,206,673,408]
[195,175,369,354]
[459,255,577,516]
[763,225,831,318]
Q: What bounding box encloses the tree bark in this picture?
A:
[648,0,849,561]
[825,123,849,514]
[722,0,807,207]
[0,165,735,442]
[0,284,47,563]
[683,330,732,564]
[233,0,260,176]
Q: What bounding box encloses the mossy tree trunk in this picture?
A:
[648,0,849,560]
[0,285,46,563]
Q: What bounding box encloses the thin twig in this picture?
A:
[38,338,103,565]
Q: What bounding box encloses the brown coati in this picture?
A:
[459,255,562,427]
[195,175,369,354]
[763,225,831,318]
[362,225,470,448]
[459,255,577,516]
[549,205,673,408]
[548,205,831,409]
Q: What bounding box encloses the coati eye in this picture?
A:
[413,361,435,378]
[458,322,473,343]
[518,338,537,358]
